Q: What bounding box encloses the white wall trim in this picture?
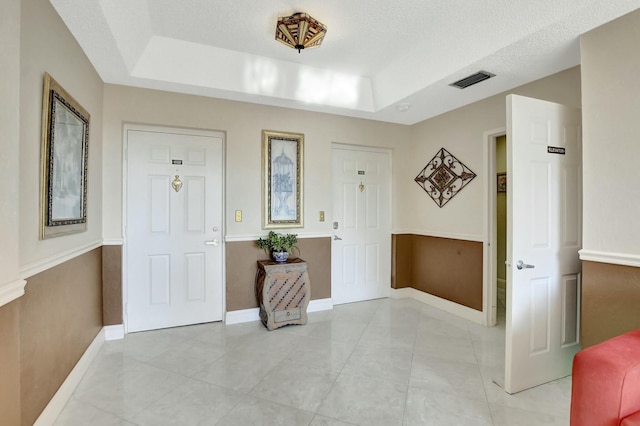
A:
[20,240,103,279]
[392,229,483,242]
[225,233,332,243]
[0,279,27,308]
[104,324,125,340]
[579,249,640,268]
[34,328,106,426]
[102,238,124,246]
[307,298,333,312]
[391,287,484,325]
[225,307,260,324]
[225,298,334,325]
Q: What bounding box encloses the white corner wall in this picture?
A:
[581,10,640,258]
[18,0,104,276]
[0,0,21,294]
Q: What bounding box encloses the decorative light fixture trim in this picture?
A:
[276,12,327,53]
[414,147,476,208]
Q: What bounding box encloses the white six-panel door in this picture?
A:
[126,127,224,332]
[331,145,391,305]
[505,95,582,393]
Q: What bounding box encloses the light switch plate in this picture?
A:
[319,211,325,222]
[235,210,242,222]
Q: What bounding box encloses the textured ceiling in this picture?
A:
[51,0,640,124]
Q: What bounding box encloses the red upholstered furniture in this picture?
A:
[571,329,640,426]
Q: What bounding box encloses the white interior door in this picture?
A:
[331,145,391,305]
[126,127,224,332]
[505,95,582,393]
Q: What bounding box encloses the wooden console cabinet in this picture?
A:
[256,258,310,330]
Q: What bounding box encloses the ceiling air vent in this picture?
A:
[450,71,495,89]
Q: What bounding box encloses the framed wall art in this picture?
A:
[40,73,90,239]
[262,130,304,228]
[497,172,507,193]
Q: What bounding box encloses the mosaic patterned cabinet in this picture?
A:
[256,258,310,330]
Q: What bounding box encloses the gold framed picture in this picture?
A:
[262,130,304,228]
[40,73,90,239]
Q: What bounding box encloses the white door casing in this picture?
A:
[125,127,224,332]
[331,145,392,305]
[505,95,582,393]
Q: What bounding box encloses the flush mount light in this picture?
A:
[275,12,327,53]
[395,103,411,112]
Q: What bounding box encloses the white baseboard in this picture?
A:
[104,324,124,340]
[225,307,260,325]
[34,328,106,426]
[391,287,484,325]
[307,298,333,313]
[225,298,334,325]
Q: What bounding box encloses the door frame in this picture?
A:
[330,142,393,304]
[483,127,506,327]
[121,123,227,333]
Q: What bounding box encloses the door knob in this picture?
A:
[205,239,219,246]
[333,235,342,241]
[516,260,535,270]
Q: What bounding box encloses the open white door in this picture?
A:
[505,95,582,394]
[126,127,224,332]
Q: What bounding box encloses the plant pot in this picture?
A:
[272,251,289,263]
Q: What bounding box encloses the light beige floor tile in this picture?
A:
[404,387,493,426]
[250,362,338,412]
[216,396,314,426]
[341,342,413,385]
[317,373,406,426]
[490,404,569,426]
[74,362,189,420]
[54,398,134,426]
[131,378,242,425]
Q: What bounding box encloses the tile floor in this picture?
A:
[55,298,571,425]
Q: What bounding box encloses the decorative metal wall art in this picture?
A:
[262,130,304,228]
[414,147,476,208]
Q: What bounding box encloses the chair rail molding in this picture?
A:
[579,249,640,268]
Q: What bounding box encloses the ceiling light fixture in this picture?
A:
[275,12,327,53]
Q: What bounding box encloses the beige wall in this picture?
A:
[20,249,103,426]
[393,234,483,311]
[102,86,411,241]
[580,9,640,345]
[19,0,104,270]
[226,238,331,311]
[0,1,106,424]
[581,10,640,256]
[398,67,581,239]
[0,0,21,293]
[0,301,21,425]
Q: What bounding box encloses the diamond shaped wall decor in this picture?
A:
[414,147,477,208]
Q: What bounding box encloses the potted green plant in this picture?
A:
[256,231,299,263]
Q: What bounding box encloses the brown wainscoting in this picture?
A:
[102,245,123,325]
[0,299,21,426]
[20,248,103,426]
[582,260,640,348]
[392,234,483,311]
[226,237,331,312]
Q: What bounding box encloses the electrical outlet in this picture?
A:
[319,211,325,222]
[235,210,242,222]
